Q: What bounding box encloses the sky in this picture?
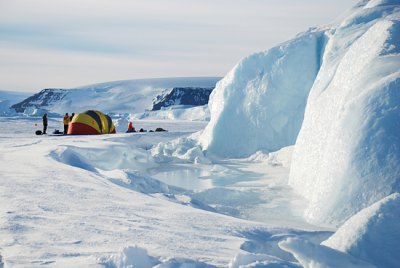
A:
[0,0,358,92]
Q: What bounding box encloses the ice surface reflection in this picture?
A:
[149,164,213,191]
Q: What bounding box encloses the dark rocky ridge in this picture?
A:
[152,87,214,111]
[11,89,68,113]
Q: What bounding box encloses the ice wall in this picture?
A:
[199,30,325,157]
[289,1,400,226]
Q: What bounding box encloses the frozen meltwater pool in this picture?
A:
[149,164,214,191]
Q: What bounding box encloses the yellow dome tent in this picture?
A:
[67,110,116,135]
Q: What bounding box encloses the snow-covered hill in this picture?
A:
[11,89,68,113]
[9,77,220,116]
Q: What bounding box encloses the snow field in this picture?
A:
[0,117,331,267]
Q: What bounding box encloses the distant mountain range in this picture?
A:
[8,77,220,116]
[11,89,68,113]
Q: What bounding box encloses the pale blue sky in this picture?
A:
[0,0,358,92]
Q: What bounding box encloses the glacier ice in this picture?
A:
[199,29,326,157]
[289,1,400,226]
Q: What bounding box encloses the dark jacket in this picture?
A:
[43,114,48,125]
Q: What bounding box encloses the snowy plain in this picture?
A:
[0,116,329,267]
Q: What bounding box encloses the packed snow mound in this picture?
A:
[151,137,211,164]
[322,193,400,268]
[198,29,325,157]
[99,246,158,268]
[99,246,218,268]
[279,238,375,268]
[247,146,294,168]
[289,1,400,226]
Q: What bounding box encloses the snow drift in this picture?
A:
[322,193,400,267]
[289,0,400,226]
[279,237,375,268]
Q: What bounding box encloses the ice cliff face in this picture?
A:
[199,29,326,157]
[199,0,400,226]
[289,0,400,226]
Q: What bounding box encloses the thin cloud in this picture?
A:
[0,0,358,91]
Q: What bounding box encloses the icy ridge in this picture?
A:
[199,29,327,157]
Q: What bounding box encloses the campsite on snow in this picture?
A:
[1,0,400,267]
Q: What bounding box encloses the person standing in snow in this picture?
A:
[63,113,70,134]
[70,113,75,122]
[126,121,136,133]
[42,113,48,134]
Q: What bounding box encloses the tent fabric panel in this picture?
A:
[68,122,100,135]
[67,110,116,135]
[97,111,110,134]
[110,122,116,133]
[70,113,101,133]
[105,114,113,133]
[85,110,103,133]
